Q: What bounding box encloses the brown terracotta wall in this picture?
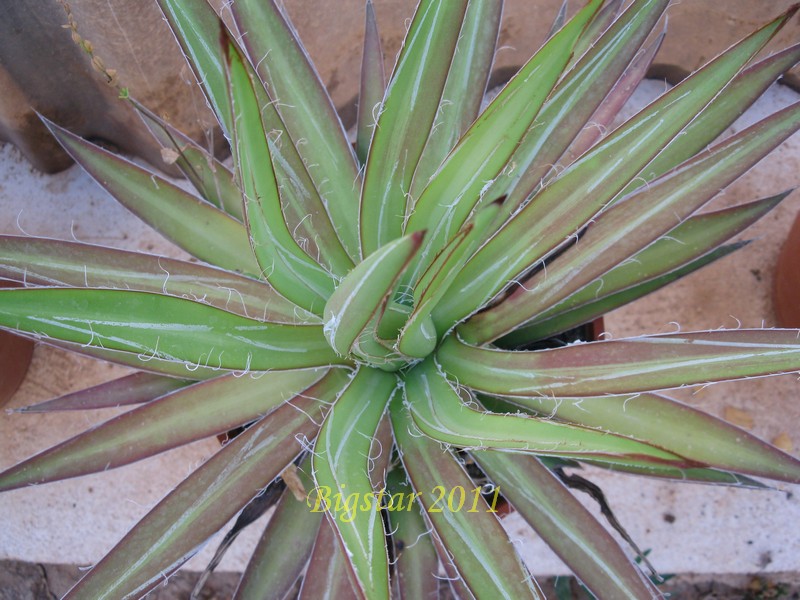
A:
[285,0,800,109]
[0,1,216,173]
[1,0,798,174]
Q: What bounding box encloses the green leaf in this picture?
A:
[404,0,603,283]
[14,371,191,413]
[0,235,316,324]
[501,392,800,483]
[44,338,230,380]
[500,242,746,346]
[44,119,260,275]
[225,39,336,313]
[463,97,800,343]
[408,0,503,197]
[391,395,542,599]
[405,358,686,467]
[312,367,397,600]
[134,101,242,218]
[578,460,768,488]
[402,200,502,356]
[360,0,469,255]
[235,457,323,600]
[618,41,800,198]
[438,330,800,397]
[237,57,355,280]
[265,120,356,278]
[498,194,784,344]
[0,288,345,371]
[230,0,361,260]
[438,12,790,327]
[563,31,664,163]
[63,386,338,600]
[367,415,395,493]
[199,27,353,277]
[299,518,360,599]
[0,368,334,492]
[506,437,767,488]
[156,0,233,135]
[385,468,440,600]
[355,0,385,165]
[569,0,624,63]
[488,0,670,214]
[473,452,658,600]
[323,232,423,357]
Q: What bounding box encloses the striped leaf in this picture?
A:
[0,288,344,371]
[489,0,670,214]
[618,41,800,198]
[44,338,231,381]
[360,0,469,255]
[404,0,603,284]
[236,456,323,600]
[401,200,502,356]
[563,32,664,164]
[463,99,800,342]
[391,395,542,599]
[230,0,362,259]
[355,0,385,165]
[498,195,783,345]
[439,330,800,397]
[225,38,336,313]
[63,381,342,600]
[0,369,334,492]
[299,518,360,599]
[312,368,398,600]
[14,371,191,413]
[0,235,314,324]
[324,233,423,357]
[45,120,260,275]
[134,102,241,218]
[385,468,440,600]
[406,358,686,467]
[579,460,768,488]
[437,12,791,328]
[474,452,658,600]
[408,0,503,197]
[500,391,800,483]
[156,0,233,134]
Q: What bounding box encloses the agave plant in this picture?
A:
[2,0,800,597]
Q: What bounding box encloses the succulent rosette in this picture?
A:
[2,1,800,598]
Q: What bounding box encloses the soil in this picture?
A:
[2,560,799,599]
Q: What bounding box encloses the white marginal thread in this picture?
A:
[137,336,161,362]
[15,210,32,237]
[287,399,323,428]
[157,257,171,295]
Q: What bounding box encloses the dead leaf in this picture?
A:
[281,463,307,501]
[160,147,181,165]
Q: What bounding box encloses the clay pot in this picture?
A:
[0,282,34,407]
[774,210,800,328]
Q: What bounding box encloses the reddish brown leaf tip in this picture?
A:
[775,4,800,27]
